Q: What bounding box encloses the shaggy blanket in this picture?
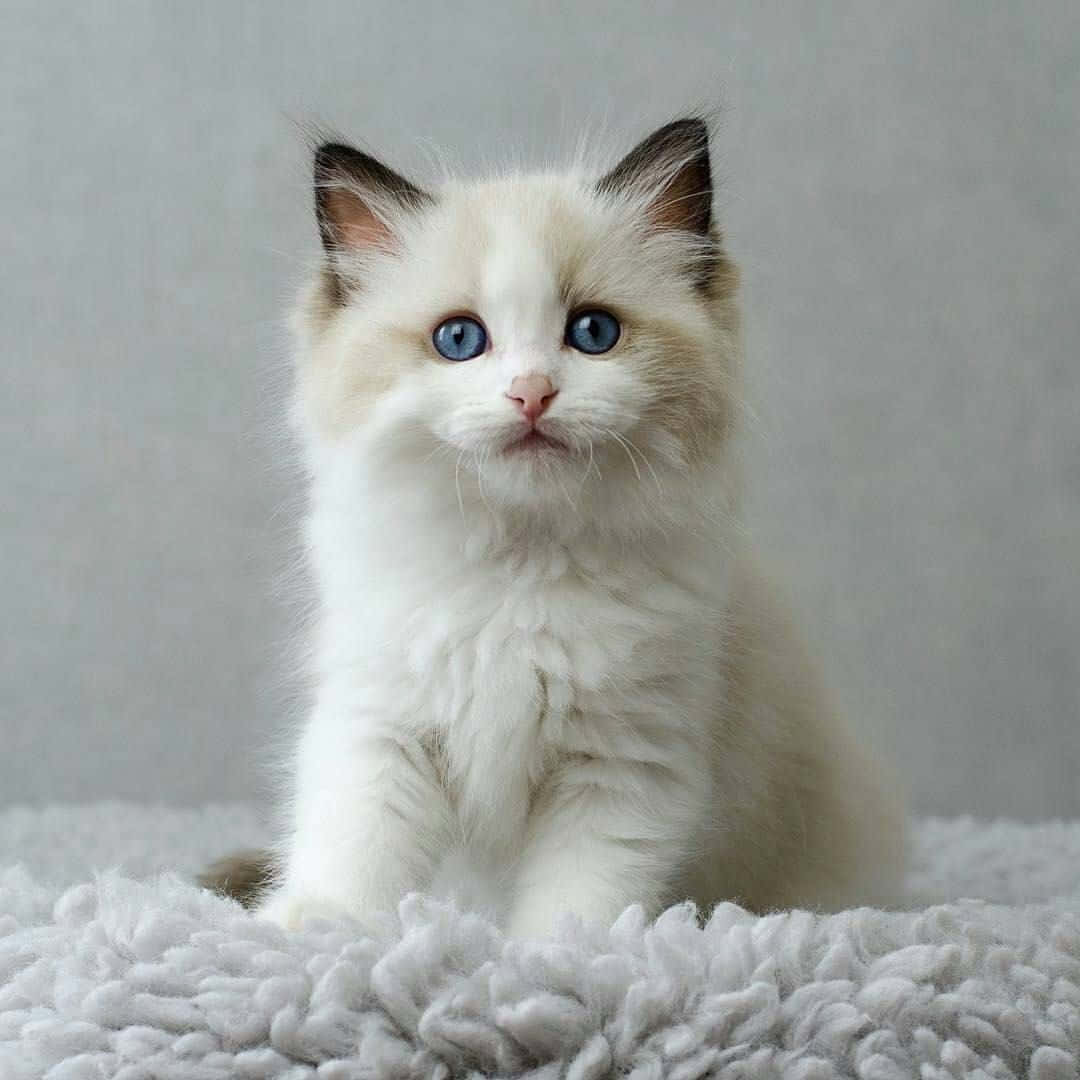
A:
[0,805,1078,1079]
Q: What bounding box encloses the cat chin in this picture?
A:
[458,453,598,510]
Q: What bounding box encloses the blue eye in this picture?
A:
[565,309,620,354]
[433,316,486,361]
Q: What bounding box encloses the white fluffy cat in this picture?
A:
[249,118,906,938]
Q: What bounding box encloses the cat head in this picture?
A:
[293,118,741,531]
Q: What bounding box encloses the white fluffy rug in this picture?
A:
[1,805,1078,1079]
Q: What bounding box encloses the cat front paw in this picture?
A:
[256,890,355,931]
[506,897,574,941]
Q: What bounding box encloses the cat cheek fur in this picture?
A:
[251,119,906,937]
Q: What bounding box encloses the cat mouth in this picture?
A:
[503,429,568,455]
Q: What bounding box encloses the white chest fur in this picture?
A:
[308,469,730,861]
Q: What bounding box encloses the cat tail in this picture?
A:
[197,849,276,909]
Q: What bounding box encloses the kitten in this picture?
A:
[207,118,906,936]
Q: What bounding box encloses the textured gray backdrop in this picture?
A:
[3,2,1078,819]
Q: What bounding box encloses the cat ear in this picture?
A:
[597,118,712,237]
[314,143,431,293]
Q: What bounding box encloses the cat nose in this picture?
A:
[506,374,558,423]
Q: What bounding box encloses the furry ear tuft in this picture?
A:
[597,118,712,237]
[314,143,431,298]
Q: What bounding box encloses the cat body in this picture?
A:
[251,120,905,937]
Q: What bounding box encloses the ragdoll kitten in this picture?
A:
[203,118,906,936]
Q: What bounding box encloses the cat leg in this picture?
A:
[258,723,452,931]
[506,759,707,940]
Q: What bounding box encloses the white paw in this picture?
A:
[506,900,567,941]
[256,890,354,931]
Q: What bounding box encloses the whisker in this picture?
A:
[607,429,642,483]
[551,458,579,515]
[583,434,599,485]
[474,447,493,515]
[621,433,664,496]
[453,450,466,524]
[421,441,455,465]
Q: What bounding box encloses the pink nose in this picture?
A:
[506,374,558,423]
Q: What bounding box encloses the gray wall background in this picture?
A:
[3,1,1078,819]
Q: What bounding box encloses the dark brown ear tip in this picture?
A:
[643,118,711,164]
[314,143,340,174]
[662,117,710,146]
[314,142,371,182]
[597,116,715,245]
[315,141,353,162]
[312,143,432,209]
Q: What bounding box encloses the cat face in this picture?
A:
[295,120,740,519]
